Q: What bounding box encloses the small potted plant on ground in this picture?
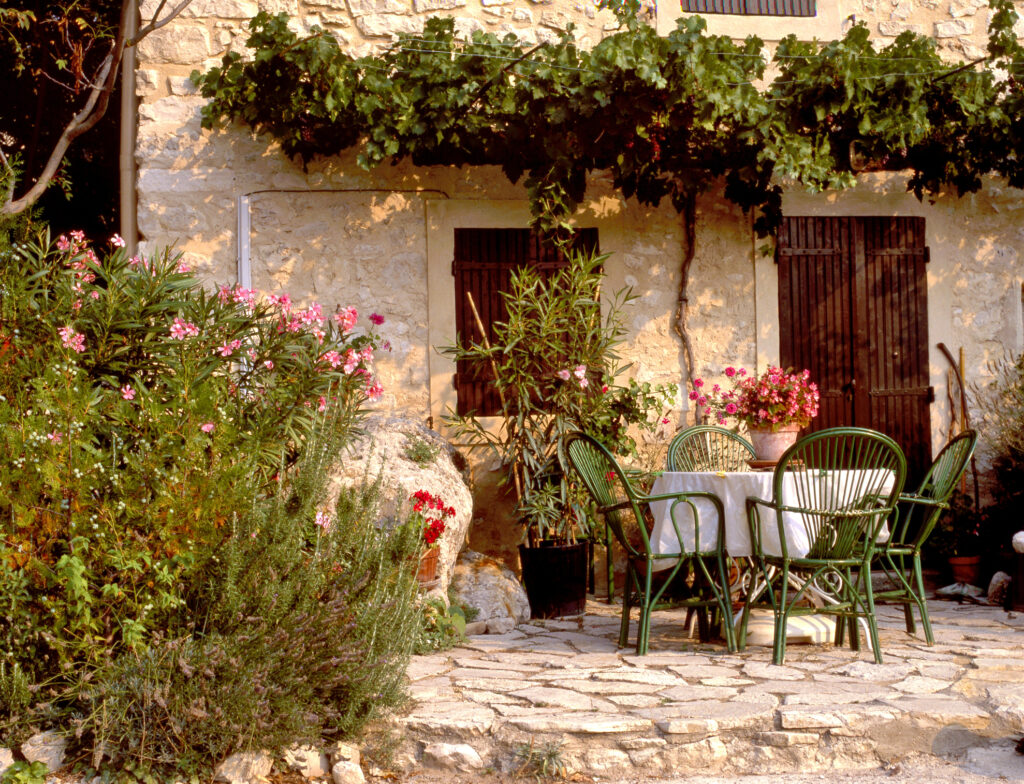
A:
[442,250,674,617]
[691,365,820,464]
[928,489,983,585]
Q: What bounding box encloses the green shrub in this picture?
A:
[0,229,384,736]
[79,424,421,776]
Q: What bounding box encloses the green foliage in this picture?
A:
[928,489,982,559]
[0,228,386,745]
[192,2,1024,235]
[414,596,469,653]
[403,435,440,467]
[513,739,567,781]
[971,351,1024,564]
[0,761,48,784]
[442,252,674,544]
[79,428,421,776]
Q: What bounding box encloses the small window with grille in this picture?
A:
[452,228,599,416]
[679,0,815,16]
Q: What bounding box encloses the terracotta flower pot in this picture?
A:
[948,555,981,585]
[417,548,440,584]
[747,424,802,463]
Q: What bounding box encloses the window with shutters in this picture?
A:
[452,228,599,416]
[679,0,815,16]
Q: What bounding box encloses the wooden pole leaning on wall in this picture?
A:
[464,291,522,506]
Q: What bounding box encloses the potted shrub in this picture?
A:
[442,251,674,617]
[927,489,983,585]
[406,489,455,585]
[691,365,821,463]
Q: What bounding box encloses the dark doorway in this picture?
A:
[777,216,932,485]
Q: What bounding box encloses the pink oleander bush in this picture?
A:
[0,230,421,771]
[691,365,820,430]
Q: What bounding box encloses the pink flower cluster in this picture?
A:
[691,366,820,429]
[169,318,200,340]
[557,364,589,388]
[58,326,86,353]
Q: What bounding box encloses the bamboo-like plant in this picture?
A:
[442,251,674,545]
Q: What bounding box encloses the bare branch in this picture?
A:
[0,148,16,207]
[1,43,117,215]
[134,0,192,44]
[0,1,194,216]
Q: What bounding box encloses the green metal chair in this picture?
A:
[561,431,737,655]
[872,430,977,644]
[667,425,757,473]
[738,427,906,665]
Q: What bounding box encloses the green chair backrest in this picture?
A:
[667,425,756,472]
[560,432,651,560]
[893,430,978,549]
[769,427,907,561]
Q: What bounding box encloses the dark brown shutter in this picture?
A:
[452,229,599,417]
[680,0,815,16]
[778,216,931,486]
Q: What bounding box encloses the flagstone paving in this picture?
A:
[397,600,1024,779]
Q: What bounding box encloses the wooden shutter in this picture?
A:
[778,216,931,485]
[679,0,816,16]
[452,229,599,417]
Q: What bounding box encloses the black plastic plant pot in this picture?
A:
[519,541,588,619]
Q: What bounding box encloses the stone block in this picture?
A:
[182,0,258,17]
[21,732,66,773]
[421,743,484,772]
[0,749,12,779]
[330,760,365,784]
[137,25,212,64]
[346,0,409,16]
[413,0,466,11]
[356,13,424,36]
[283,745,330,779]
[214,751,273,783]
[136,69,161,96]
[935,19,973,37]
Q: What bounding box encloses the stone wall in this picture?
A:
[135,0,1024,566]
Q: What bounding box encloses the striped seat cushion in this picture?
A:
[739,609,835,646]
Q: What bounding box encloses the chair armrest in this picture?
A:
[897,493,949,510]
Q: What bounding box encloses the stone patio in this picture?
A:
[398,598,1024,779]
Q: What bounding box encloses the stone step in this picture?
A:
[396,600,1024,779]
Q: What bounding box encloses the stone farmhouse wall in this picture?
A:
[135,0,1023,561]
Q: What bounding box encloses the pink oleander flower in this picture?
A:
[110,234,126,248]
[58,326,86,353]
[315,511,333,531]
[121,385,135,401]
[369,312,385,325]
[169,317,199,340]
[264,360,274,370]
[47,431,62,443]
[200,422,215,433]
[557,369,571,381]
[366,379,384,400]
[317,396,328,412]
[217,339,243,357]
[335,306,358,332]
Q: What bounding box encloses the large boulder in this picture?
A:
[328,414,472,598]
[450,550,530,633]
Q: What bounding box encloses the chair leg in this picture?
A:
[772,565,790,666]
[912,554,934,644]
[636,564,655,655]
[860,567,883,664]
[605,523,615,603]
[619,564,635,649]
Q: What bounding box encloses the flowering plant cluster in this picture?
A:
[408,489,455,549]
[0,229,388,679]
[691,366,820,430]
[443,253,675,545]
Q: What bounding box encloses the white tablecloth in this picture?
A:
[648,470,895,568]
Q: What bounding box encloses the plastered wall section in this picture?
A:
[657,0,1024,61]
